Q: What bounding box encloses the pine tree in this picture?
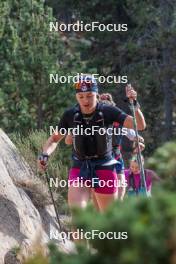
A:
[48,0,176,152]
[0,0,81,133]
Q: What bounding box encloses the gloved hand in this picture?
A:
[37,153,49,172]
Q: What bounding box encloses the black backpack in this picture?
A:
[72,103,113,159]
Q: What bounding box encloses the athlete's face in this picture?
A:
[76,92,97,114]
[130,161,140,174]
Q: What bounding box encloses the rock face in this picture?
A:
[0,129,73,263]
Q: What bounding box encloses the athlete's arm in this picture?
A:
[43,109,72,152]
[149,170,161,182]
[37,133,65,171]
[65,134,73,145]
[123,109,146,130]
[43,133,65,155]
[38,110,70,171]
[123,84,146,131]
[108,87,146,130]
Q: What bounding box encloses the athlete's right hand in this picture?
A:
[37,153,49,172]
[126,84,137,101]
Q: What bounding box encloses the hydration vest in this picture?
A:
[112,122,123,157]
[72,103,113,160]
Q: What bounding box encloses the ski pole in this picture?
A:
[44,170,65,243]
[127,84,148,197]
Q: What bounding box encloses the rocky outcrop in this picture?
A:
[0,129,74,263]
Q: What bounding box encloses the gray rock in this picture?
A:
[0,129,75,263]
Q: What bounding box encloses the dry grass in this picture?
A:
[17,233,48,264]
[14,178,55,208]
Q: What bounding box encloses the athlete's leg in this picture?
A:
[93,167,118,212]
[68,168,91,209]
[115,158,126,200]
[68,185,91,209]
[68,168,91,243]
[93,192,117,212]
[91,189,100,211]
[117,172,126,201]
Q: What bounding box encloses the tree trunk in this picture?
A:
[160,0,173,140]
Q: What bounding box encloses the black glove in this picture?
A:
[38,153,49,166]
[124,98,140,110]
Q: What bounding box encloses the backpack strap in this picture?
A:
[91,102,105,125]
[72,102,112,159]
[73,104,83,124]
[73,102,105,126]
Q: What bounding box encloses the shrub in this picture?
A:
[147,141,176,191]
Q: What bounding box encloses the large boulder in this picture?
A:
[0,129,74,263]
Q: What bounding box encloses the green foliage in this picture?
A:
[9,246,21,259]
[24,253,48,264]
[47,0,176,152]
[0,0,82,133]
[24,190,176,264]
[70,192,176,264]
[1,0,176,152]
[22,139,176,264]
[147,140,176,191]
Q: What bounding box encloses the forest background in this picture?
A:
[1,1,176,263]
